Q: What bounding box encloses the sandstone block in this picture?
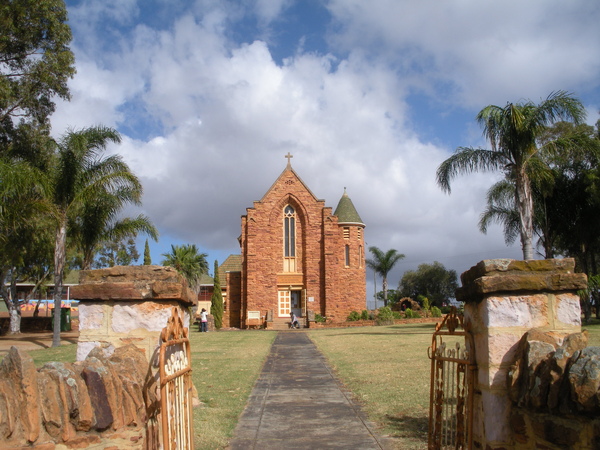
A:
[555,294,582,327]
[112,303,174,333]
[78,303,106,330]
[81,363,114,431]
[0,347,41,443]
[73,265,195,305]
[568,346,600,412]
[457,258,587,302]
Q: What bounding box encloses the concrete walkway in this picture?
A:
[228,332,393,449]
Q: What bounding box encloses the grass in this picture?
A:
[308,324,434,449]
[28,343,77,366]
[583,318,600,346]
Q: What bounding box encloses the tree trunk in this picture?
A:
[8,302,22,334]
[52,219,67,348]
[515,169,534,260]
[383,277,388,307]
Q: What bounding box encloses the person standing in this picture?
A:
[200,308,208,332]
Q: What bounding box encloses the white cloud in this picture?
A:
[327,0,600,107]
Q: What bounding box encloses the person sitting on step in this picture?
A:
[290,311,299,329]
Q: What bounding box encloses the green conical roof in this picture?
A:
[334,189,364,225]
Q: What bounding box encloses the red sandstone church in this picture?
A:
[220,155,366,329]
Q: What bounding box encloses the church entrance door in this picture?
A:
[290,290,302,318]
[278,290,291,317]
[278,290,303,318]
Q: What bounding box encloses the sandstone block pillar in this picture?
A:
[71,265,196,362]
[457,258,586,449]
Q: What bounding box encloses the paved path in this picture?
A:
[228,332,393,449]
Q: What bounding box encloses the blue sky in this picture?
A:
[54,0,600,304]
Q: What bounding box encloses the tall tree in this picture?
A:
[161,244,208,293]
[0,158,51,333]
[144,239,152,265]
[398,261,459,307]
[436,91,586,260]
[0,0,75,139]
[48,126,140,347]
[366,246,405,307]
[210,260,223,330]
[95,236,140,268]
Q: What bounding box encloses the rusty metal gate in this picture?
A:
[159,307,194,450]
[428,307,475,449]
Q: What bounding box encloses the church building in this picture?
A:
[222,155,366,329]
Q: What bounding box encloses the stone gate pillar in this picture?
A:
[457,258,586,449]
[71,265,196,362]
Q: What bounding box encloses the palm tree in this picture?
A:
[436,91,586,260]
[48,126,141,347]
[366,246,405,307]
[161,244,208,292]
[72,188,158,269]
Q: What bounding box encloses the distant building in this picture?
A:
[222,155,366,328]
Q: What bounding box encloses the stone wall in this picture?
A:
[507,329,600,448]
[0,345,151,448]
[458,258,588,449]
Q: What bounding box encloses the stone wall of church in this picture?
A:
[224,271,241,328]
[324,222,367,321]
[242,169,329,320]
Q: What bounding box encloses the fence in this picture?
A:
[428,307,475,449]
[159,307,194,449]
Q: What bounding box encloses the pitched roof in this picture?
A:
[198,273,214,285]
[334,189,364,225]
[218,254,242,282]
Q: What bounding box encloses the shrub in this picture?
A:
[419,295,430,311]
[360,310,369,320]
[376,306,395,325]
[404,308,421,319]
[347,311,361,321]
[315,314,326,323]
[431,306,442,317]
[392,311,402,319]
[440,306,452,314]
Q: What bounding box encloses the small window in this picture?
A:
[359,245,363,268]
[343,227,350,239]
[357,228,362,240]
[345,245,350,267]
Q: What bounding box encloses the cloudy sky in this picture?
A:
[53,0,600,303]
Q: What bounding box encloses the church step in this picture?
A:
[267,316,306,330]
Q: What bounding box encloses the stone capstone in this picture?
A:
[457,258,587,302]
[72,265,195,305]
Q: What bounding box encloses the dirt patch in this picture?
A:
[0,329,79,357]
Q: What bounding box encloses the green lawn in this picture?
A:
[583,318,600,346]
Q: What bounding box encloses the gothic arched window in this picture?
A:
[283,205,296,272]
